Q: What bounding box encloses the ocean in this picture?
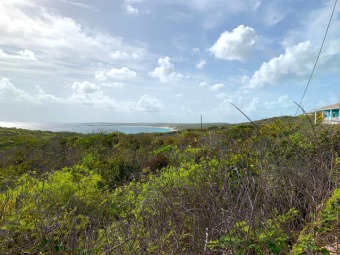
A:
[0,122,174,134]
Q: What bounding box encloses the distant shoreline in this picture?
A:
[0,121,231,133]
[0,122,177,134]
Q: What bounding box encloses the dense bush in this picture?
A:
[0,121,339,254]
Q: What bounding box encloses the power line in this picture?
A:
[295,0,338,115]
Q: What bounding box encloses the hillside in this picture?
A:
[0,118,339,254]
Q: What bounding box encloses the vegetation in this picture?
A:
[0,117,339,254]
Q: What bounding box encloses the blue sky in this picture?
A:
[0,0,339,123]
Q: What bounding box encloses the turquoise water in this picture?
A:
[0,122,173,134]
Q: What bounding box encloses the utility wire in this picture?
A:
[295,0,338,115]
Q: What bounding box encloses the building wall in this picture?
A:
[323,109,340,119]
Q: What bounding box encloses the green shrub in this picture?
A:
[0,166,111,254]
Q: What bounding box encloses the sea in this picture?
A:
[0,122,174,134]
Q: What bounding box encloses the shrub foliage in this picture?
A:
[0,121,339,254]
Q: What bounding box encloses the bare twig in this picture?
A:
[229,102,260,133]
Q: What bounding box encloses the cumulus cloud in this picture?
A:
[245,37,340,90]
[69,81,116,108]
[209,25,257,61]
[106,67,137,79]
[196,59,207,69]
[95,67,137,81]
[0,77,36,102]
[71,81,100,94]
[211,83,224,91]
[0,77,160,112]
[0,76,66,104]
[110,51,130,60]
[94,71,107,82]
[68,82,162,111]
[126,5,139,15]
[129,95,162,112]
[149,56,182,83]
[247,41,315,89]
[198,81,225,91]
[123,0,141,15]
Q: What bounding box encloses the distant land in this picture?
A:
[0,121,231,134]
[0,115,314,134]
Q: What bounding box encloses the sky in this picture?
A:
[0,0,340,123]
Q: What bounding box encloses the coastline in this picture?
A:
[0,122,177,134]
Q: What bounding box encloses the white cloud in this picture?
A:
[129,95,162,112]
[0,77,17,95]
[126,5,139,15]
[110,49,145,60]
[0,1,143,65]
[0,77,158,112]
[245,97,260,112]
[69,81,116,108]
[94,71,107,82]
[209,25,257,61]
[219,95,260,114]
[0,77,65,104]
[0,49,37,60]
[247,41,314,88]
[149,56,182,83]
[67,82,162,112]
[95,67,137,81]
[18,49,37,60]
[199,81,209,88]
[124,0,142,15]
[262,95,292,110]
[0,77,36,102]
[196,59,207,69]
[35,85,66,104]
[72,81,100,94]
[219,94,293,116]
[107,67,137,79]
[110,51,130,60]
[211,83,224,91]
